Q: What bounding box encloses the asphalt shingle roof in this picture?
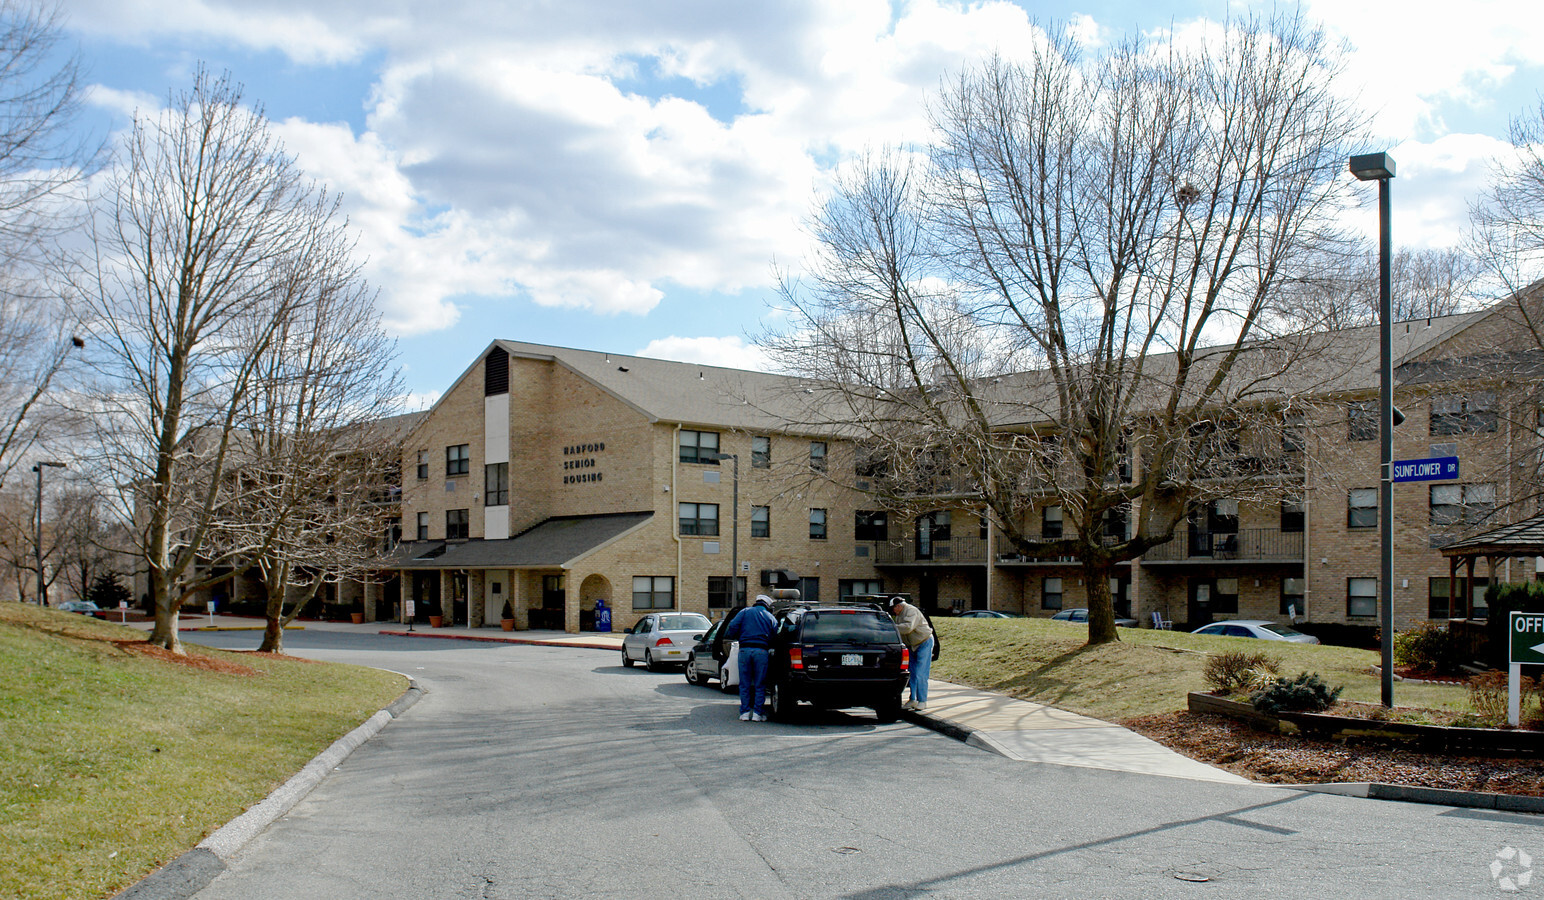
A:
[390,512,654,569]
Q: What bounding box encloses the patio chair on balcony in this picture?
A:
[1151,611,1173,630]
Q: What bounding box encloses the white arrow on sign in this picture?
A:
[1534,642,1544,657]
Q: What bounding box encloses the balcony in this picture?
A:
[1140,528,1303,563]
[872,536,988,565]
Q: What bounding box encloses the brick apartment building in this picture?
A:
[365,295,1543,636]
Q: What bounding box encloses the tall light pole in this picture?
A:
[1350,151,1396,708]
[708,452,740,604]
[34,460,65,606]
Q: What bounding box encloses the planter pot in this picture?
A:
[350,612,364,625]
[429,615,444,628]
[501,618,515,631]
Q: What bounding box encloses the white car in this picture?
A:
[1190,620,1320,644]
[621,612,712,671]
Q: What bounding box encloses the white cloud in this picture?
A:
[636,335,772,371]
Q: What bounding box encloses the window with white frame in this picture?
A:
[679,430,720,464]
[750,505,770,538]
[678,502,719,536]
[1347,577,1377,617]
[809,508,827,540]
[751,435,770,469]
[633,576,675,610]
[1430,482,1496,528]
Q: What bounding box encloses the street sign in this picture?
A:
[1391,456,1459,482]
[1510,611,1544,665]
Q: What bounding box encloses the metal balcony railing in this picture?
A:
[1140,528,1304,562]
[872,535,988,565]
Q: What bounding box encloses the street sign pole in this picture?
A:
[1510,611,1544,725]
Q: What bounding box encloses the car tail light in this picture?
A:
[900,647,909,673]
[655,637,673,647]
[789,646,804,670]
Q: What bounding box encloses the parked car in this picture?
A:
[57,600,106,619]
[1050,608,1138,627]
[684,617,740,691]
[621,612,712,670]
[957,609,1022,619]
[1190,620,1320,644]
[765,604,909,722]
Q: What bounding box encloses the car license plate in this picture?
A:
[840,653,862,666]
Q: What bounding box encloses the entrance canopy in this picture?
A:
[386,512,653,571]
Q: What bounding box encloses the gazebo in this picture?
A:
[1438,513,1544,619]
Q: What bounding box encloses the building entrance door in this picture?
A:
[1187,578,1213,629]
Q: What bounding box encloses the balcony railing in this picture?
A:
[1141,528,1303,562]
[872,536,988,565]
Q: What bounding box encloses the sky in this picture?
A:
[56,0,1544,407]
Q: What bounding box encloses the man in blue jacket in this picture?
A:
[724,594,777,721]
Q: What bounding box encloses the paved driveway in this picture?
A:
[171,629,1543,899]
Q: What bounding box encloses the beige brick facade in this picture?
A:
[381,308,1544,637]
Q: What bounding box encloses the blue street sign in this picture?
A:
[1391,456,1459,482]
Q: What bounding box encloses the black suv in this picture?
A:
[766,604,909,722]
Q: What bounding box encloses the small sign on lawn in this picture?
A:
[1508,611,1544,725]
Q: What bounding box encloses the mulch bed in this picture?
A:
[116,639,265,676]
[1123,711,1544,797]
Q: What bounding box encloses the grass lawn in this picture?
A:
[931,617,1472,723]
[0,602,406,900]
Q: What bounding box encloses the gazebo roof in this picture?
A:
[1440,513,1544,560]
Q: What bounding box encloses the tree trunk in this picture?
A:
[146,568,183,655]
[1081,557,1120,646]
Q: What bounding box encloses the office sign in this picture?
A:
[1391,456,1459,483]
[1511,612,1544,665]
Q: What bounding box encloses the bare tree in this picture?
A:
[77,68,368,653]
[1472,99,1544,301]
[1273,244,1480,330]
[764,16,1365,644]
[235,245,404,654]
[0,0,98,484]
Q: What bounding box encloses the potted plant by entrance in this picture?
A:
[429,607,444,628]
[350,598,365,625]
[501,600,515,631]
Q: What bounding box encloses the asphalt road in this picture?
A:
[173,629,1544,899]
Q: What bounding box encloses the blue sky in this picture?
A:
[58,0,1544,405]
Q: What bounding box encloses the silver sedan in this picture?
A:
[621,612,713,671]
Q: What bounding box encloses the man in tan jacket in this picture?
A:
[887,595,934,710]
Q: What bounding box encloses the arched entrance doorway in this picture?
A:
[579,573,612,631]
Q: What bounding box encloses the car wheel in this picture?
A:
[684,654,701,685]
[645,650,659,672]
[621,647,634,668]
[874,692,903,724]
[719,667,735,693]
[768,682,798,721]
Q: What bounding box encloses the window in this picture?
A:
[678,502,719,536]
[484,463,508,506]
[416,511,428,541]
[384,517,401,551]
[1280,576,1306,617]
[799,577,820,603]
[1347,488,1377,529]
[751,436,770,469]
[809,441,827,472]
[633,576,674,610]
[1431,391,1497,435]
[855,510,888,541]
[840,579,884,599]
[679,430,720,464]
[1430,483,1496,527]
[1429,577,1491,619]
[1042,577,1063,610]
[809,508,827,540]
[855,445,888,479]
[416,450,429,480]
[446,508,469,540]
[750,505,770,538]
[1280,497,1305,533]
[1347,401,1377,442]
[1347,577,1377,618]
[1102,505,1128,540]
[446,444,470,476]
[1042,505,1064,539]
[1213,578,1239,614]
[1282,413,1306,454]
[708,576,745,608]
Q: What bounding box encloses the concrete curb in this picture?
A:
[377,629,619,651]
[1284,781,1544,814]
[113,678,423,899]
